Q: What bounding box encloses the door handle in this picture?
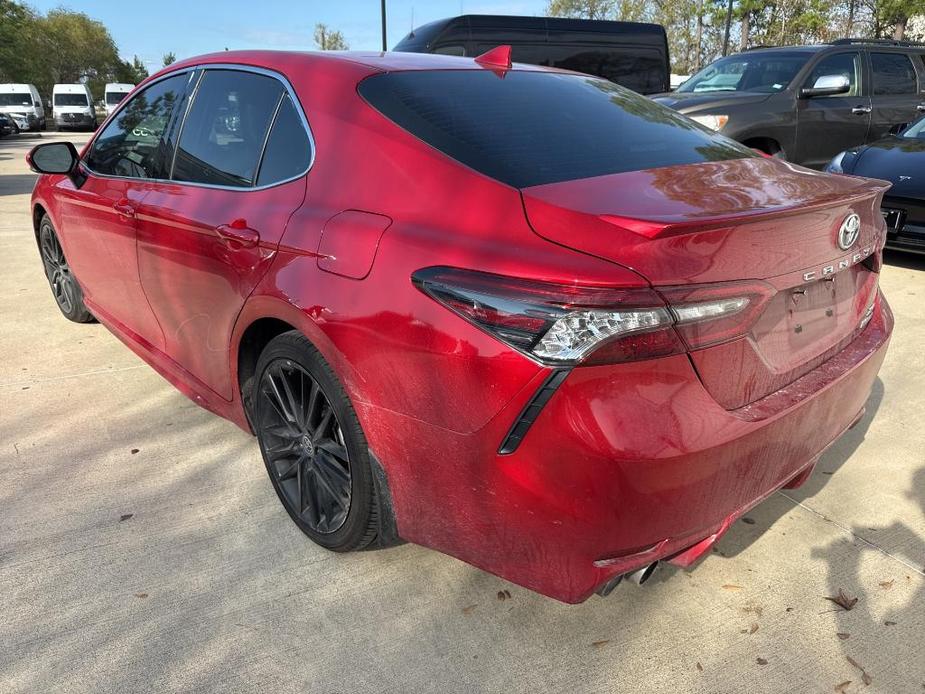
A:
[215,219,260,248]
[113,199,135,217]
[851,106,872,115]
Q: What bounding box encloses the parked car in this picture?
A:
[103,82,134,116]
[0,113,13,137]
[0,83,46,131]
[52,83,97,130]
[652,39,925,169]
[393,14,670,94]
[27,49,893,603]
[828,115,925,254]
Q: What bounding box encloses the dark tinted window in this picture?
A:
[54,93,89,106]
[484,43,665,94]
[360,70,755,188]
[86,73,187,179]
[0,93,32,106]
[256,95,312,186]
[871,52,917,95]
[173,70,283,187]
[804,52,861,96]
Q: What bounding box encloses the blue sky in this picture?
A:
[30,1,547,70]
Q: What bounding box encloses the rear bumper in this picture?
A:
[366,291,893,603]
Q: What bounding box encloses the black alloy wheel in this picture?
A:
[253,332,381,551]
[39,216,94,323]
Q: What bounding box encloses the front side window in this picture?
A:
[172,70,283,188]
[434,44,466,56]
[871,52,918,95]
[85,73,187,179]
[804,52,861,96]
[360,70,756,188]
[54,93,89,107]
[679,53,808,94]
[255,94,312,187]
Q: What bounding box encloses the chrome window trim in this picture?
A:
[81,62,317,192]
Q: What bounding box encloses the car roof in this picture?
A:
[162,49,552,80]
[0,84,35,91]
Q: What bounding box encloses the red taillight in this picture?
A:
[413,267,770,365]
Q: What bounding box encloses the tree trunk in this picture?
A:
[846,0,855,36]
[739,13,750,52]
[893,17,907,40]
[694,0,704,71]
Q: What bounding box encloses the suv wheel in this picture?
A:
[253,331,381,551]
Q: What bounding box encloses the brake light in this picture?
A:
[413,267,771,365]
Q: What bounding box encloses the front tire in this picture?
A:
[38,215,94,323]
[253,331,380,551]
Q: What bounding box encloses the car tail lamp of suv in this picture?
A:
[412,267,774,366]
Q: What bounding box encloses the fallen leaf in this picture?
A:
[846,656,872,686]
[496,589,511,601]
[834,681,852,693]
[756,657,768,666]
[119,513,133,522]
[786,607,794,612]
[749,623,759,634]
[591,640,610,649]
[879,580,894,590]
[742,517,756,525]
[884,620,897,626]
[133,593,148,599]
[836,632,850,640]
[722,584,743,591]
[130,448,140,454]
[696,662,703,672]
[461,604,477,615]
[824,589,858,611]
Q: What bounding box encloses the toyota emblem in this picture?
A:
[837,213,861,250]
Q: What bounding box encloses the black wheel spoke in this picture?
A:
[256,358,352,535]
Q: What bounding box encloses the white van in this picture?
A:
[0,83,45,132]
[103,83,135,116]
[52,83,96,131]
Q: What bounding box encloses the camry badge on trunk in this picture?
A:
[837,214,861,250]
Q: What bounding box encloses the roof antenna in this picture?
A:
[409,7,415,38]
[474,44,512,72]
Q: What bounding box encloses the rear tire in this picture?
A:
[38,215,94,323]
[253,331,380,552]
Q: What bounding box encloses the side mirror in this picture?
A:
[800,74,850,98]
[27,141,79,175]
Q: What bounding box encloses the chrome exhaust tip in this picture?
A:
[626,561,659,585]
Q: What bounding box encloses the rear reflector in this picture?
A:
[413,267,770,366]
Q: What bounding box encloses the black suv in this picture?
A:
[653,39,925,169]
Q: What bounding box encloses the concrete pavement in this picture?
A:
[1,131,923,693]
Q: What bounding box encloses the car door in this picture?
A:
[795,50,869,168]
[135,67,312,400]
[868,51,924,141]
[54,71,192,348]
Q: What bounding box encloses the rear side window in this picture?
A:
[173,70,283,187]
[255,94,312,186]
[486,43,665,94]
[359,70,756,188]
[86,73,187,179]
[871,52,917,95]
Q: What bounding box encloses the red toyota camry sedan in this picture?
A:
[28,49,892,603]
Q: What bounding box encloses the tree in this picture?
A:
[163,52,176,67]
[546,0,617,18]
[314,23,349,50]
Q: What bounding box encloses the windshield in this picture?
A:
[54,93,89,107]
[902,116,925,139]
[106,91,128,105]
[359,70,755,188]
[678,53,809,94]
[0,93,32,107]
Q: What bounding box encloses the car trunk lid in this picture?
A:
[521,157,891,409]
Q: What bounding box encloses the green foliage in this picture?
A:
[546,0,925,73]
[314,23,349,51]
[163,52,176,67]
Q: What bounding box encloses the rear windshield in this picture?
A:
[359,70,755,188]
[54,93,89,107]
[0,93,32,107]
